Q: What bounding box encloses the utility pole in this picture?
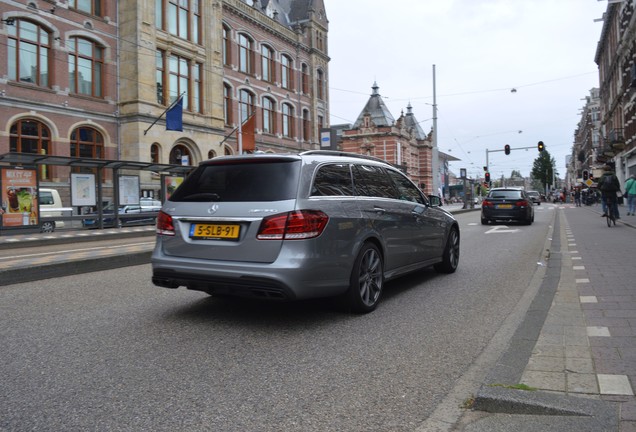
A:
[431,65,440,196]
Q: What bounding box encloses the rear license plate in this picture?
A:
[497,204,513,209]
[190,223,240,240]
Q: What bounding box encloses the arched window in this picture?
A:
[70,126,104,158]
[207,150,216,159]
[238,33,254,74]
[222,24,232,66]
[281,54,293,90]
[151,144,160,163]
[262,97,276,134]
[282,103,294,138]
[169,144,192,165]
[261,45,274,83]
[316,69,324,100]
[239,89,255,123]
[10,119,51,179]
[7,20,51,87]
[224,83,233,125]
[68,37,104,97]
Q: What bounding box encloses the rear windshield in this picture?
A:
[489,190,523,199]
[170,160,301,202]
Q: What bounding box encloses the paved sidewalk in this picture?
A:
[460,204,636,431]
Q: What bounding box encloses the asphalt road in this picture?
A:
[0,205,555,432]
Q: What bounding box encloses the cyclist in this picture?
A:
[598,164,621,220]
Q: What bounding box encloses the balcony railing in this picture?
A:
[605,128,626,150]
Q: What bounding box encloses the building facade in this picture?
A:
[590,0,636,182]
[0,0,119,189]
[221,0,329,154]
[1,0,329,199]
[570,88,601,185]
[338,83,451,196]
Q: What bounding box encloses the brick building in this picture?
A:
[1,0,329,199]
[591,0,636,181]
[340,83,455,196]
[0,0,119,188]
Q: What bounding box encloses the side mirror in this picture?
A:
[428,195,443,207]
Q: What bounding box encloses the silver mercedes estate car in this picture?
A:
[152,151,460,313]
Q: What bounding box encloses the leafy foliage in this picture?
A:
[531,150,558,190]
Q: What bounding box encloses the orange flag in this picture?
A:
[241,115,256,151]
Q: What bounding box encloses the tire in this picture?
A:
[481,216,488,225]
[40,221,55,233]
[434,227,460,274]
[346,243,384,313]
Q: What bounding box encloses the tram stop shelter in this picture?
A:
[0,152,193,233]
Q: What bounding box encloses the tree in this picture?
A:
[531,150,558,191]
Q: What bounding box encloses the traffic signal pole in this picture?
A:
[485,144,541,173]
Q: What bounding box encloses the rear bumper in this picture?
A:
[481,208,529,221]
[151,244,352,301]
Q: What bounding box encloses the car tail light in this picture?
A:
[156,211,175,236]
[482,199,494,207]
[515,200,529,207]
[257,210,329,240]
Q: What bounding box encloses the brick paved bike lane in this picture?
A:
[559,205,636,429]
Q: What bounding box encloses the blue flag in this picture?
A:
[166,97,183,131]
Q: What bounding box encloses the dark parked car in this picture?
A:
[526,190,541,205]
[82,203,160,228]
[151,151,460,313]
[481,187,534,225]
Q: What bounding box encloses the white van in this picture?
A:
[39,188,70,232]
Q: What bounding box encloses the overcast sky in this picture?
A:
[324,0,609,179]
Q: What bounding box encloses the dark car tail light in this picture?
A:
[257,210,329,240]
[482,199,494,207]
[156,211,175,236]
[515,200,530,207]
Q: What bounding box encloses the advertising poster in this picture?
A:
[71,173,96,206]
[163,175,184,200]
[119,175,140,205]
[1,168,39,228]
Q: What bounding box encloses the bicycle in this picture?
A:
[605,196,617,227]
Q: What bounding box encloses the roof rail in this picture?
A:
[299,150,386,163]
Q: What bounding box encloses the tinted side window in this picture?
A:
[170,160,300,202]
[311,164,354,196]
[39,191,54,205]
[352,165,399,199]
[386,170,425,204]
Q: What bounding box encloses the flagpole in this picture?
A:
[143,92,185,136]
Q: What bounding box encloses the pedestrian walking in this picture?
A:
[574,187,582,207]
[625,174,636,216]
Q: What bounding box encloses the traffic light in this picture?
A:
[504,144,510,155]
[583,170,588,181]
[485,172,490,183]
[538,141,545,152]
